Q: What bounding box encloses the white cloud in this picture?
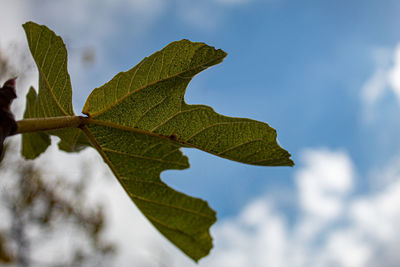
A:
[210,200,289,267]
[361,44,400,122]
[295,149,354,220]
[0,0,30,45]
[24,0,166,41]
[319,230,371,267]
[361,68,387,106]
[350,180,400,242]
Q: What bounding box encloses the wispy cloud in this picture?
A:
[361,69,387,107]
[361,44,400,122]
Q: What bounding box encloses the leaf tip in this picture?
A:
[22,21,32,28]
[22,21,38,33]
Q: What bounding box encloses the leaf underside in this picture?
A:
[22,22,90,159]
[22,21,293,261]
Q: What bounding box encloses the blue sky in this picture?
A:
[2,0,400,266]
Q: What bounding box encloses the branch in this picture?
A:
[15,116,89,134]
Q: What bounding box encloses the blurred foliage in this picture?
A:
[0,145,116,266]
[0,231,14,263]
[0,45,115,266]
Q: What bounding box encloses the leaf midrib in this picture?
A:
[102,147,187,167]
[86,118,291,166]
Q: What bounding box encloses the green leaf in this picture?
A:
[22,22,90,159]
[80,39,293,260]
[21,22,293,261]
[21,87,51,159]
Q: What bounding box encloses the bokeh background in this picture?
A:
[1,0,400,266]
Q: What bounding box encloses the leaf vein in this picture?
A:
[40,33,52,69]
[122,181,214,220]
[58,76,69,110]
[33,28,44,56]
[70,130,82,151]
[151,106,210,132]
[141,142,163,156]
[35,57,70,116]
[52,55,66,92]
[128,58,146,92]
[133,95,169,127]
[160,147,181,159]
[102,147,187,167]
[146,57,157,85]
[47,46,62,83]
[89,51,224,117]
[186,121,259,141]
[218,138,264,155]
[159,49,165,80]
